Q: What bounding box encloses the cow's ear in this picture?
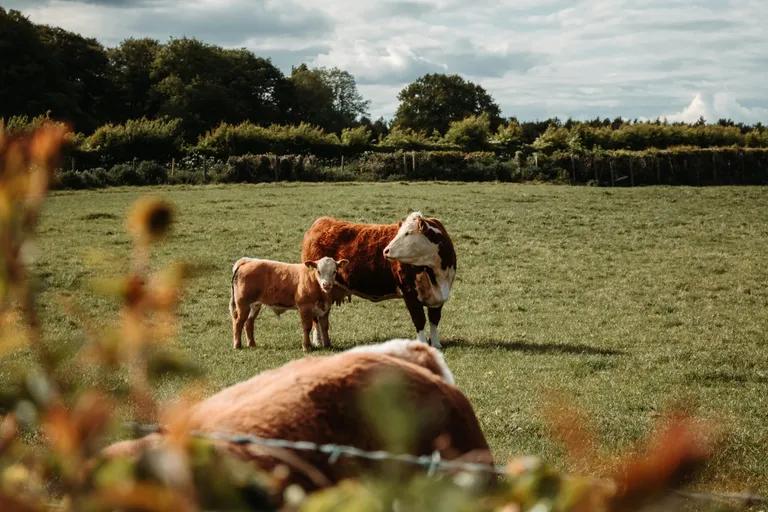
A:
[417,216,427,232]
[304,260,317,269]
[337,259,349,268]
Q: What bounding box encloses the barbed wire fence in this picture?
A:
[126,422,767,507]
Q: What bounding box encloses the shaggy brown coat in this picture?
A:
[103,350,491,492]
[300,215,456,346]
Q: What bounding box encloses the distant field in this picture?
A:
[4,182,768,494]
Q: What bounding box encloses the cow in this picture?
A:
[102,340,491,494]
[300,211,456,349]
[229,256,348,351]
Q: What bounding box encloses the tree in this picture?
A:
[357,116,389,142]
[0,8,62,120]
[393,74,501,135]
[36,25,114,130]
[0,8,114,131]
[108,38,162,120]
[321,67,370,129]
[288,65,369,132]
[150,38,290,134]
[288,64,335,128]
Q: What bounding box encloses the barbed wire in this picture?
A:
[127,422,513,476]
[125,422,767,506]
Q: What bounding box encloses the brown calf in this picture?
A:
[229,256,347,350]
[103,341,491,493]
[301,211,456,348]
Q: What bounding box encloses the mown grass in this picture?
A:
[4,182,768,495]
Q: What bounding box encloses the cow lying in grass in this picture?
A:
[103,339,491,492]
[229,256,348,350]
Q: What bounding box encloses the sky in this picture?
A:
[6,0,767,123]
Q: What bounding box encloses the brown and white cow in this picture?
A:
[229,256,347,350]
[102,340,491,492]
[301,211,456,348]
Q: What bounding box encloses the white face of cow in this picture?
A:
[383,211,440,266]
[305,257,348,293]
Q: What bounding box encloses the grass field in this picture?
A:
[4,182,768,495]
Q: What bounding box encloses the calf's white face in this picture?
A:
[305,257,348,293]
[383,211,440,266]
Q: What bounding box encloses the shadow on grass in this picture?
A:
[442,338,624,356]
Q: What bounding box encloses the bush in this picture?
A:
[532,125,571,154]
[137,160,168,185]
[84,117,184,165]
[378,126,452,150]
[196,122,342,158]
[1,114,70,136]
[341,126,372,148]
[745,128,768,148]
[443,114,491,151]
[493,120,524,154]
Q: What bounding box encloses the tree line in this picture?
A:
[1,7,766,158]
[0,8,372,135]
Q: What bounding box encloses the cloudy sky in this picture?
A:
[7,0,767,122]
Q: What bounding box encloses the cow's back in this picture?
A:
[301,217,401,299]
[196,353,490,480]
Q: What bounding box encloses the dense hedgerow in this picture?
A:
[81,117,184,165]
[196,121,342,157]
[51,147,768,189]
[532,122,768,152]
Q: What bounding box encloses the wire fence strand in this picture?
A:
[125,422,768,506]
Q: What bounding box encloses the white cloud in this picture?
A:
[664,93,768,124]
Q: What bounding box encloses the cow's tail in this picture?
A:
[230,258,245,319]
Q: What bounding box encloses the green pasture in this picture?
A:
[5,182,768,495]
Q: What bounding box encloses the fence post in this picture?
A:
[171,157,175,177]
[695,159,700,186]
[412,151,416,175]
[740,151,745,184]
[609,160,615,187]
[341,154,344,174]
[593,156,599,184]
[570,155,576,185]
[403,152,408,174]
[668,156,673,184]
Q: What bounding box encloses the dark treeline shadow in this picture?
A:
[441,338,623,356]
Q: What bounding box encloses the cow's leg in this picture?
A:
[299,307,314,352]
[245,303,261,348]
[318,312,331,348]
[427,306,443,349]
[403,295,428,344]
[232,299,249,349]
[311,318,323,347]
